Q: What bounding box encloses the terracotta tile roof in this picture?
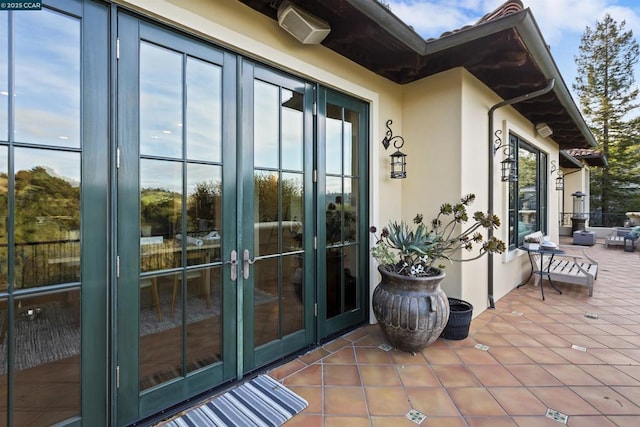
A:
[433,0,524,40]
[563,148,608,167]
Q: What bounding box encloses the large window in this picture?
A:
[508,134,548,249]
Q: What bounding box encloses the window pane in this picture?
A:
[13,291,81,426]
[326,104,342,175]
[186,163,222,262]
[518,146,537,240]
[186,57,222,162]
[254,81,279,169]
[140,159,182,273]
[254,171,279,256]
[281,89,303,171]
[140,42,183,158]
[15,10,80,147]
[0,14,7,142]
[14,148,81,289]
[282,172,303,251]
[0,147,7,291]
[254,257,279,347]
[343,108,359,176]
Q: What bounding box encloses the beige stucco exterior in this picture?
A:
[118,0,568,318]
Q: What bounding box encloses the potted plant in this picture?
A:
[370,194,505,352]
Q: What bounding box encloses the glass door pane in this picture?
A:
[243,66,313,371]
[117,15,235,423]
[318,90,368,339]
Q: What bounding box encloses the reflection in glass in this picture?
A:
[326,248,343,318]
[140,159,182,273]
[15,10,80,147]
[254,81,279,169]
[254,257,279,347]
[282,254,303,337]
[139,272,182,390]
[140,42,182,158]
[254,171,279,257]
[1,15,8,141]
[0,147,7,290]
[0,298,6,424]
[14,148,81,289]
[324,100,361,319]
[281,173,303,251]
[518,146,537,236]
[326,104,342,175]
[186,57,222,162]
[343,108,358,176]
[281,89,303,171]
[186,266,222,373]
[11,291,81,426]
[187,163,222,262]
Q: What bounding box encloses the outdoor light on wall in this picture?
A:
[381,119,407,179]
[492,129,518,182]
[550,160,564,191]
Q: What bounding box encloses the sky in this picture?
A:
[384,0,640,100]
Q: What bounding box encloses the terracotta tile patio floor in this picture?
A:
[269,237,640,426]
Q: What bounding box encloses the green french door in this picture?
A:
[115,15,318,423]
[116,15,239,423]
[317,89,369,339]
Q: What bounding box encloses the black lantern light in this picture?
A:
[493,130,518,182]
[550,160,564,191]
[381,119,407,179]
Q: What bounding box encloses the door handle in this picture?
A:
[243,249,255,280]
[225,250,238,281]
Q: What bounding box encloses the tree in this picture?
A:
[574,14,640,225]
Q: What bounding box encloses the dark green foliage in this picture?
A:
[574,14,640,223]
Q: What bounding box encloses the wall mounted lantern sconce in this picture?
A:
[550,160,564,191]
[381,119,407,179]
[492,130,518,182]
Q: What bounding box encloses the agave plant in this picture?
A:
[370,194,506,276]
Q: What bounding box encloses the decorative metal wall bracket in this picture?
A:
[381,119,407,179]
[492,129,517,182]
[550,160,564,191]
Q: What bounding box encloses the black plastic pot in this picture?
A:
[440,298,473,340]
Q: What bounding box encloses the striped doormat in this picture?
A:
[164,375,308,427]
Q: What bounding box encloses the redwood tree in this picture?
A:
[574,14,640,225]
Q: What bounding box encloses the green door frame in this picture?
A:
[238,61,316,374]
[316,88,369,340]
[115,13,238,424]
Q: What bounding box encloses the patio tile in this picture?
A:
[432,365,482,387]
[324,364,361,386]
[518,346,570,364]
[504,364,563,386]
[488,387,547,415]
[405,387,460,416]
[570,386,640,414]
[447,387,507,416]
[364,386,411,416]
[528,386,600,415]
[283,363,323,386]
[324,386,368,415]
[396,365,441,387]
[359,364,402,387]
[487,346,535,365]
[464,417,518,427]
[577,365,640,386]
[421,347,464,365]
[541,364,602,386]
[324,416,371,427]
[354,346,393,364]
[323,347,357,364]
[467,365,522,387]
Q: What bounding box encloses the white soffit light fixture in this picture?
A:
[536,122,553,138]
[277,1,331,45]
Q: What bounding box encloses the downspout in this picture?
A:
[487,78,555,309]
